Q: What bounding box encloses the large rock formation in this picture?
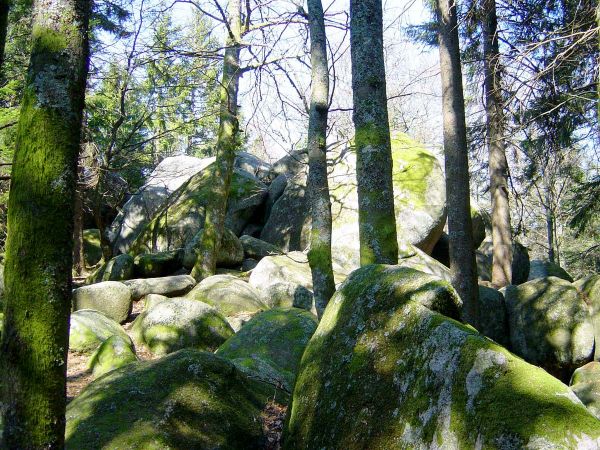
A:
[528,259,573,282]
[285,265,600,449]
[108,155,214,254]
[65,350,269,449]
[261,134,446,269]
[576,275,600,359]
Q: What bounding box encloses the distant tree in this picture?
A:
[305,0,335,317]
[0,0,90,447]
[435,0,479,326]
[350,0,398,265]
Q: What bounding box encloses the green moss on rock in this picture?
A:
[88,334,137,379]
[217,308,317,393]
[134,249,184,278]
[65,349,268,449]
[69,309,132,354]
[182,228,244,269]
[284,265,600,449]
[83,228,103,267]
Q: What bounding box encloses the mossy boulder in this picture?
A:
[132,298,234,355]
[133,249,184,278]
[185,275,266,318]
[478,285,509,347]
[477,240,530,285]
[124,274,196,301]
[65,349,269,449]
[107,155,214,254]
[83,228,103,267]
[575,275,600,359]
[235,151,273,183]
[217,308,318,392]
[528,259,573,282]
[261,282,314,312]
[285,265,600,449]
[470,204,490,249]
[570,363,600,420]
[130,166,268,254]
[397,242,452,282]
[87,254,135,284]
[72,281,132,324]
[182,228,244,269]
[69,309,132,354]
[261,134,446,269]
[240,235,282,260]
[143,293,169,310]
[88,334,137,379]
[504,277,594,379]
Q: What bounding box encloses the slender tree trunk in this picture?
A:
[73,182,85,275]
[0,0,90,444]
[306,0,335,318]
[482,0,512,287]
[191,0,241,281]
[349,0,398,266]
[436,0,479,327]
[0,0,9,74]
[545,192,555,263]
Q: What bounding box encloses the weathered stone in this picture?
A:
[249,252,314,291]
[261,134,446,267]
[65,350,268,449]
[72,281,132,324]
[570,362,600,420]
[69,309,131,354]
[132,298,234,355]
[261,282,314,313]
[235,151,273,183]
[240,235,282,260]
[185,275,266,317]
[124,275,196,301]
[143,293,169,310]
[182,228,244,269]
[86,254,135,284]
[397,242,452,283]
[504,277,594,379]
[264,173,288,221]
[242,258,259,272]
[528,259,573,282]
[571,362,600,386]
[477,240,530,285]
[285,265,600,449]
[88,334,137,379]
[108,155,214,254]
[133,250,183,278]
[576,275,600,359]
[478,285,509,347]
[83,228,103,267]
[217,308,317,392]
[470,204,490,250]
[130,166,267,254]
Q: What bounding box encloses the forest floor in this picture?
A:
[66,299,287,448]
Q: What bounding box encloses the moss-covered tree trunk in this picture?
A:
[0,0,89,444]
[436,0,479,327]
[306,0,335,317]
[482,0,512,288]
[349,0,398,265]
[191,0,241,281]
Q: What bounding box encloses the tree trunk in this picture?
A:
[545,192,555,263]
[191,0,241,281]
[0,0,9,74]
[349,0,398,265]
[306,0,335,318]
[0,0,90,444]
[482,0,513,287]
[73,182,85,276]
[436,0,479,327]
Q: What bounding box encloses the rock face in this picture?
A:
[132,298,234,355]
[261,282,314,312]
[235,151,273,183]
[217,308,318,392]
[397,242,452,283]
[72,281,132,324]
[478,285,509,347]
[124,274,196,300]
[576,275,600,359]
[182,228,244,269]
[65,349,268,449]
[130,166,268,254]
[504,277,594,379]
[528,259,573,282]
[108,155,214,254]
[133,250,183,278]
[570,362,600,420]
[83,228,103,267]
[285,265,600,449]
[240,235,282,260]
[69,309,131,354]
[185,275,266,317]
[87,254,135,284]
[261,134,446,268]
[88,334,137,379]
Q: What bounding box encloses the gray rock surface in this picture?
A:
[124,274,196,301]
[72,281,132,323]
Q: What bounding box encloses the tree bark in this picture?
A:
[306,0,335,318]
[191,0,241,281]
[436,0,479,327]
[349,0,398,265]
[0,0,9,74]
[0,0,90,445]
[73,181,85,275]
[482,0,512,287]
